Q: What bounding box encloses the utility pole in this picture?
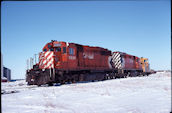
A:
[34,54,37,64]
[27,59,29,70]
[30,57,33,69]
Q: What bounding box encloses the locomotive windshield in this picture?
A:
[63,47,66,53]
[50,48,54,51]
[43,49,47,52]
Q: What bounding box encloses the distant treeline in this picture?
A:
[156,70,171,72]
[10,79,24,82]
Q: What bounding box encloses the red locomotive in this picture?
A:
[39,41,111,70]
[111,52,143,77]
[26,40,152,86]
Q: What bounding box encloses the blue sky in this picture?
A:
[1,1,171,79]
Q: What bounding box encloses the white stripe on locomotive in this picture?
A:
[114,54,120,62]
[39,51,54,69]
[113,53,122,69]
[112,54,120,63]
[44,57,54,69]
[43,52,53,64]
[113,53,120,60]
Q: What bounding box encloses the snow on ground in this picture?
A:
[2,72,171,113]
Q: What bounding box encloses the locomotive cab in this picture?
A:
[140,57,150,72]
[40,40,68,69]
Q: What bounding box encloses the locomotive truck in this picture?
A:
[26,40,151,86]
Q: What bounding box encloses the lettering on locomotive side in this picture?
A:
[83,53,94,59]
[68,56,76,60]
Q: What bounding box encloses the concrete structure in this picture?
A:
[1,53,11,82]
[3,67,11,81]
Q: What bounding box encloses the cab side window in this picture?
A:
[136,59,139,62]
[63,47,66,53]
[69,48,74,55]
[55,47,61,52]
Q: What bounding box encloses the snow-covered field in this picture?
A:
[2,72,171,113]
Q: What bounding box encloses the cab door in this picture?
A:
[61,46,68,68]
[76,45,84,68]
[54,47,62,68]
[68,46,78,70]
[61,46,67,62]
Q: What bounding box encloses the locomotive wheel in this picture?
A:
[79,74,84,81]
[66,79,71,84]
[61,80,65,85]
[105,76,108,80]
[48,82,53,86]
[71,78,76,83]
